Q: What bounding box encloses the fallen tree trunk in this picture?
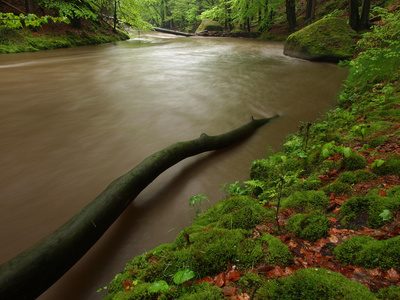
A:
[153,27,193,37]
[0,116,278,299]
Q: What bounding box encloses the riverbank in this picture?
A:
[102,8,400,300]
[0,19,129,54]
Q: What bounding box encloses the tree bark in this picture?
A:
[305,0,316,21]
[360,0,371,30]
[349,0,360,31]
[286,0,296,32]
[0,116,278,300]
[25,0,35,14]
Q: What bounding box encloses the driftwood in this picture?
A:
[153,27,193,37]
[0,116,278,299]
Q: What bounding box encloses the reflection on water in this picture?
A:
[0,32,347,299]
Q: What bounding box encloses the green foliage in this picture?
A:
[345,9,400,93]
[256,268,375,300]
[286,211,331,241]
[39,0,98,20]
[281,190,329,212]
[220,181,248,196]
[189,193,210,217]
[149,280,170,292]
[334,235,400,270]
[173,270,195,284]
[0,13,69,28]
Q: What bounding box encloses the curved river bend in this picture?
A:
[0,32,347,299]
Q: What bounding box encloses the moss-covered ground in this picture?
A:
[0,18,129,54]
[102,8,400,300]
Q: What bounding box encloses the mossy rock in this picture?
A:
[334,235,400,269]
[284,17,357,63]
[286,211,331,241]
[174,227,253,276]
[321,182,352,196]
[174,228,292,277]
[377,286,400,300]
[261,233,293,266]
[281,190,329,211]
[256,268,375,300]
[344,153,367,171]
[192,196,271,230]
[195,19,223,33]
[337,170,377,184]
[372,158,400,176]
[340,193,400,228]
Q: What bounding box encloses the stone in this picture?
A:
[195,19,223,34]
[283,17,358,63]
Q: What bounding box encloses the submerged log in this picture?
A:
[0,116,278,299]
[153,27,193,37]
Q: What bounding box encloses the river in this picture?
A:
[0,32,347,299]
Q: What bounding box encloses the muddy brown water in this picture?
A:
[0,32,347,299]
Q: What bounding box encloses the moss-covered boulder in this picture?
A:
[195,19,223,34]
[283,17,357,63]
[256,268,375,300]
[334,235,400,269]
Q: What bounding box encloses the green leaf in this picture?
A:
[379,209,392,221]
[343,147,353,158]
[173,270,195,284]
[149,280,170,292]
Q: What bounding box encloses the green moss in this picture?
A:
[174,227,252,276]
[334,235,400,269]
[377,286,400,300]
[284,17,357,62]
[344,153,367,171]
[286,211,331,241]
[372,158,400,176]
[281,190,329,211]
[193,196,269,230]
[195,19,223,33]
[337,170,377,184]
[369,136,388,148]
[340,192,400,228]
[250,159,276,181]
[298,176,323,190]
[237,273,265,292]
[256,268,375,300]
[261,233,293,266]
[170,283,225,300]
[322,182,352,196]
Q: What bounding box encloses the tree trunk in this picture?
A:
[286,0,296,32]
[305,0,316,21]
[349,0,360,31]
[360,0,371,30]
[25,0,35,14]
[0,116,278,300]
